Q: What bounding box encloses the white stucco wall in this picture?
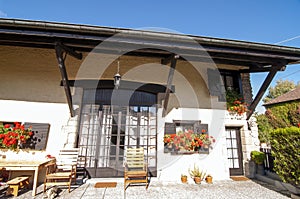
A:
[156,108,229,181]
[0,100,71,155]
[156,107,259,182]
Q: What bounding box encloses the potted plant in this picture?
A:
[205,174,213,184]
[188,164,206,184]
[250,150,266,175]
[226,90,248,116]
[181,174,188,183]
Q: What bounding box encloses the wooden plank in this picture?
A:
[7,177,29,185]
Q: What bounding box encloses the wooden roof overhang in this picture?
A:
[1,18,300,119]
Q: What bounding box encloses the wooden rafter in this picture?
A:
[162,54,179,117]
[246,63,286,120]
[55,42,82,117]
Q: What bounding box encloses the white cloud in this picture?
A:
[0,10,7,17]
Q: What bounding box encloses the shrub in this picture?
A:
[270,127,300,186]
[250,150,265,164]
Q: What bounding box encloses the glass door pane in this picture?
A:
[226,128,243,175]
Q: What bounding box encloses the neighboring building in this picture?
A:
[263,87,300,128]
[1,18,300,181]
[263,87,300,107]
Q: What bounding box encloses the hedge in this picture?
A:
[270,127,300,186]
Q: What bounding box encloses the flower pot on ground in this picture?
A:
[256,164,265,175]
[248,160,256,178]
[181,174,188,183]
[250,151,266,175]
[188,164,206,184]
[205,174,213,184]
[194,177,201,184]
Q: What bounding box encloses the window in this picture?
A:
[221,71,241,92]
[208,69,242,101]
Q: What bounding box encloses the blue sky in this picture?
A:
[1,0,300,113]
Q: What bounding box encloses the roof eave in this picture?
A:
[1,18,300,56]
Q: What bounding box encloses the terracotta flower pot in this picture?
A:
[194,177,201,184]
[205,176,213,184]
[181,176,188,183]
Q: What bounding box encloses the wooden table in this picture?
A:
[0,159,51,196]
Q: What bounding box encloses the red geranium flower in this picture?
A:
[0,122,33,149]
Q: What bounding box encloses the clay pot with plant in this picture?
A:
[250,150,266,175]
[188,164,206,184]
[181,174,188,183]
[205,174,213,184]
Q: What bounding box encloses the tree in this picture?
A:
[256,113,273,145]
[263,79,298,103]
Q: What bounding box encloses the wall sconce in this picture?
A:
[114,60,121,89]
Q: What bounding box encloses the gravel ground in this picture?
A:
[0,179,290,199]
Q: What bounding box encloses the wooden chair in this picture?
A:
[44,148,79,193]
[124,147,148,190]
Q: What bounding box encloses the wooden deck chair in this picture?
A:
[44,148,79,193]
[124,147,148,190]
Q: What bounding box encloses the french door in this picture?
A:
[78,103,157,178]
[226,127,243,176]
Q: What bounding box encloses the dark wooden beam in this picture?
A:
[162,55,178,117]
[56,42,82,60]
[246,64,286,120]
[55,43,82,117]
[161,54,180,65]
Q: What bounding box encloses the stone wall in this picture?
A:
[241,73,253,105]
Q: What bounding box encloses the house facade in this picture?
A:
[1,19,300,182]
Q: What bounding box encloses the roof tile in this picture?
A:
[263,87,300,106]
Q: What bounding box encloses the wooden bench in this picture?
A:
[6,176,30,196]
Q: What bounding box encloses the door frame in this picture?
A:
[77,87,158,178]
[226,127,244,176]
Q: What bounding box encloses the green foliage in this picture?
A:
[265,102,300,128]
[255,113,273,144]
[250,150,266,164]
[226,90,248,115]
[257,79,300,143]
[188,164,207,180]
[263,79,297,103]
[270,127,300,186]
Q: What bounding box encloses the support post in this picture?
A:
[162,55,179,117]
[55,42,82,117]
[246,64,285,120]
